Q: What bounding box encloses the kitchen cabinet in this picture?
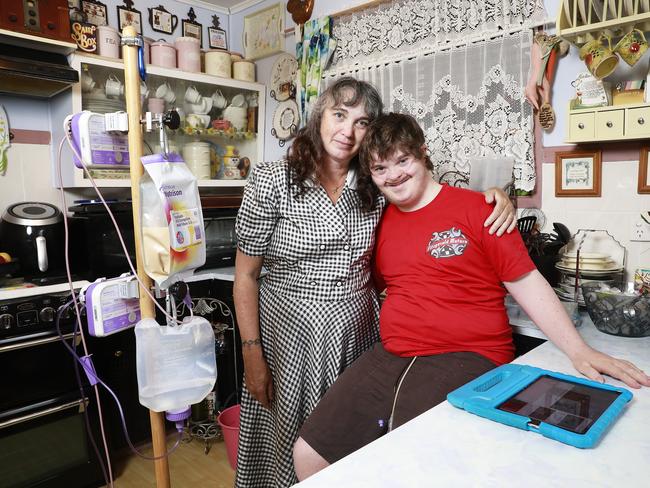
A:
[51,53,265,188]
[566,102,650,143]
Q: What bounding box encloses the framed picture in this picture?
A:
[638,147,650,194]
[555,150,602,197]
[182,8,202,47]
[148,5,178,35]
[117,2,142,35]
[81,0,107,26]
[243,3,284,60]
[208,27,228,50]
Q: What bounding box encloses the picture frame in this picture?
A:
[638,146,650,194]
[182,8,202,47]
[555,150,602,197]
[208,27,228,50]
[116,2,142,35]
[81,0,107,26]
[148,5,178,35]
[243,3,284,60]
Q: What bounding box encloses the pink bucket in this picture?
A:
[217,404,240,470]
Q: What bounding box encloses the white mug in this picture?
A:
[184,85,202,104]
[211,89,227,109]
[105,75,124,98]
[81,74,96,93]
[140,81,149,98]
[185,113,211,129]
[155,82,175,104]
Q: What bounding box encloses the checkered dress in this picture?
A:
[234,160,383,487]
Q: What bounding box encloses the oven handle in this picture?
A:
[0,397,89,430]
[0,332,80,354]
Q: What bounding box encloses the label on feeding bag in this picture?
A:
[170,208,203,251]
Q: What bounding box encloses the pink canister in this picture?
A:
[151,40,176,69]
[97,25,120,59]
[175,37,201,73]
[143,37,154,65]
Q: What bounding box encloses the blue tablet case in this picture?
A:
[447,364,633,448]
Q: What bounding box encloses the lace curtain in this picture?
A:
[323,0,545,192]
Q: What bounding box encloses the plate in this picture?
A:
[562,252,610,260]
[270,53,298,102]
[557,260,620,271]
[555,262,624,275]
[563,0,573,26]
[592,0,604,20]
[272,100,299,140]
[625,0,635,15]
[577,0,588,25]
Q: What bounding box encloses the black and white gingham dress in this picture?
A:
[234,160,383,487]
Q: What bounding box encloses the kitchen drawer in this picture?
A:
[595,109,624,139]
[568,112,595,141]
[626,107,650,138]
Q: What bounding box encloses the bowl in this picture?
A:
[581,281,650,337]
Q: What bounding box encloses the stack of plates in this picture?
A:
[83,98,125,113]
[555,252,623,275]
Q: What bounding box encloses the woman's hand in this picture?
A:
[243,347,275,408]
[570,346,650,389]
[482,187,516,236]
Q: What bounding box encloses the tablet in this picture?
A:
[447,364,632,448]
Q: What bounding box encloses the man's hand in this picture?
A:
[570,345,650,389]
[243,348,275,408]
[482,187,516,236]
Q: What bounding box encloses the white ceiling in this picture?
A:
[181,0,268,14]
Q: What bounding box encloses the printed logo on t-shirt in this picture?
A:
[426,227,468,258]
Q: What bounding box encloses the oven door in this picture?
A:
[0,393,103,488]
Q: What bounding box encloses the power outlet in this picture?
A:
[631,220,650,241]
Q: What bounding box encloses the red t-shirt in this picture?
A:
[373,185,536,365]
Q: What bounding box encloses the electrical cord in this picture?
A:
[54,301,184,461]
[387,356,418,433]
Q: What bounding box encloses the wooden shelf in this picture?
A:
[556,0,650,44]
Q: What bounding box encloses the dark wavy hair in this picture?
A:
[357,113,434,211]
[287,77,383,194]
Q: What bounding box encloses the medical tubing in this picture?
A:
[55,302,184,461]
[60,126,193,325]
[56,139,115,487]
[387,356,418,432]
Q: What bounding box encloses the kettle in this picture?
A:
[0,202,65,279]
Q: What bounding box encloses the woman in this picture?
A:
[233,77,515,487]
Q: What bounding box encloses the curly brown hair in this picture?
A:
[286,77,383,194]
[357,113,434,211]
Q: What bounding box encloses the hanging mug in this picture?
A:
[579,35,619,80]
[211,90,227,109]
[614,29,649,67]
[105,74,124,97]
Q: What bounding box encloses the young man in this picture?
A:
[292,113,650,480]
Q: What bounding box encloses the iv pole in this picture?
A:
[121,25,171,488]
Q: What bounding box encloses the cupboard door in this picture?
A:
[626,107,650,138]
[568,112,594,141]
[595,110,624,140]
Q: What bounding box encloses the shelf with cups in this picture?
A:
[51,53,265,188]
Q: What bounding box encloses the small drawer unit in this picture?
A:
[626,106,650,138]
[568,112,594,142]
[595,109,624,140]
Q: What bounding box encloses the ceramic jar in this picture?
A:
[182,141,211,179]
[151,40,176,69]
[230,52,243,63]
[175,37,201,73]
[143,37,154,65]
[233,60,255,82]
[97,25,120,59]
[222,145,241,180]
[205,50,232,78]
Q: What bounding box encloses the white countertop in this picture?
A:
[297,319,650,488]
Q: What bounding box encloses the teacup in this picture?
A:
[211,89,227,109]
[230,93,247,108]
[185,97,213,115]
[615,29,648,67]
[185,85,202,104]
[81,73,96,93]
[140,81,149,98]
[105,74,124,97]
[186,113,211,129]
[579,35,619,79]
[155,82,176,104]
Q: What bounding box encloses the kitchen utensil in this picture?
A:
[0,202,65,279]
[552,222,571,244]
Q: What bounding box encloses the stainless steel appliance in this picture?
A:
[0,282,105,488]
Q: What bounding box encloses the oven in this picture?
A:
[0,284,105,488]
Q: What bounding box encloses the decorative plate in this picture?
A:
[272,99,299,140]
[270,53,298,102]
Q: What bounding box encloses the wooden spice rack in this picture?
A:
[556,0,650,45]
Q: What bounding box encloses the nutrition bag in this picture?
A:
[140,153,205,288]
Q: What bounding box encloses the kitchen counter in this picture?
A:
[296,318,650,488]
